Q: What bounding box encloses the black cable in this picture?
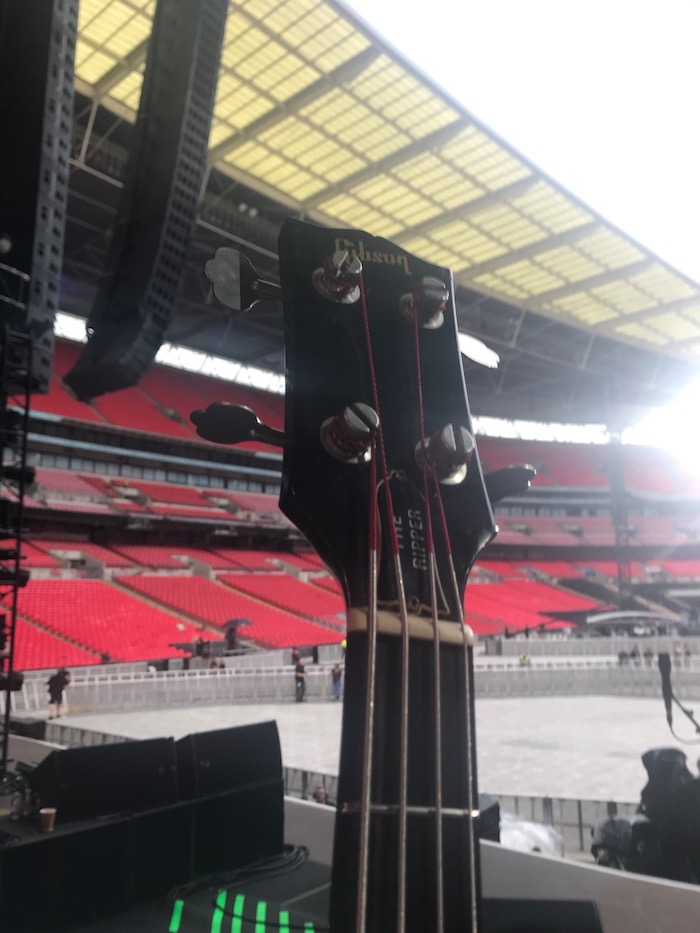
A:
[167,844,312,906]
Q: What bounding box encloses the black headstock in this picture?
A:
[278,219,496,622]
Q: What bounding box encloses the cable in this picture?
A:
[670,724,700,745]
[166,844,318,915]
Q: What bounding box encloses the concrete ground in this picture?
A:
[60,694,694,802]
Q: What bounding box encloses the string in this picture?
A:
[356,443,379,932]
[358,273,412,933]
[412,290,444,933]
[430,469,481,933]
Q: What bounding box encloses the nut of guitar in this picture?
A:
[347,607,475,646]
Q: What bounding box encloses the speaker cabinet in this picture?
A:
[176,720,283,799]
[177,721,285,875]
[0,0,78,392]
[64,0,228,400]
[27,737,178,820]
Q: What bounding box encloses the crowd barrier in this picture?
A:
[6,659,698,718]
[493,636,700,658]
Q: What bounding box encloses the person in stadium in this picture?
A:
[313,785,332,805]
[331,663,343,700]
[295,656,306,702]
[46,667,70,719]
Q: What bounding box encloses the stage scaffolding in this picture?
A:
[0,270,35,780]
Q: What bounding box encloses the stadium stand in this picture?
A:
[11,336,700,673]
[210,549,304,571]
[116,574,339,648]
[28,539,134,568]
[310,575,343,595]
[514,561,584,580]
[16,579,215,661]
[220,572,346,627]
[33,467,104,499]
[110,478,207,506]
[17,541,63,569]
[107,545,203,570]
[11,616,101,670]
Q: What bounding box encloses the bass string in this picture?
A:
[429,469,481,933]
[411,286,445,933]
[357,272,412,933]
[356,443,379,933]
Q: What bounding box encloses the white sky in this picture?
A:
[345,0,700,286]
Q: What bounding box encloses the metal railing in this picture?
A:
[7,660,700,717]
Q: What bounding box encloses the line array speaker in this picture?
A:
[64,0,229,401]
[176,720,283,799]
[0,0,78,393]
[27,737,179,820]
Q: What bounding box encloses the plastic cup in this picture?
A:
[39,807,57,832]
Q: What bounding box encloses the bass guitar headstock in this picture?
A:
[277,219,496,622]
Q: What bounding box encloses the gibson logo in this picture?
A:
[335,237,412,275]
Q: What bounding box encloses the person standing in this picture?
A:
[46,667,70,719]
[295,657,306,702]
[331,663,342,701]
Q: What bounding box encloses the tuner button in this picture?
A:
[400,276,449,329]
[416,424,475,485]
[320,402,379,463]
[190,403,287,448]
[312,250,362,304]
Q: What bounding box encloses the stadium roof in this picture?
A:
[74,0,700,359]
[59,0,700,427]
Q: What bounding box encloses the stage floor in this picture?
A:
[57,695,684,801]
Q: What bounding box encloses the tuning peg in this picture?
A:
[204,247,282,311]
[312,250,362,304]
[415,424,474,484]
[401,276,449,329]
[484,465,536,503]
[320,402,379,463]
[190,403,287,448]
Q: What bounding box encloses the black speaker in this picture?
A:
[177,721,285,874]
[191,784,285,876]
[176,720,283,800]
[27,737,178,820]
[0,0,77,393]
[64,0,228,400]
[0,817,130,931]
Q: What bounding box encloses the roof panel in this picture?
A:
[536,246,602,281]
[592,281,654,314]
[554,293,619,326]
[74,0,700,357]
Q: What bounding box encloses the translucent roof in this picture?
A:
[74,0,700,359]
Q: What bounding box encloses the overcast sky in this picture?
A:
[345,0,700,286]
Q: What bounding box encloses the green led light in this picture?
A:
[278,910,291,933]
[232,893,245,933]
[169,899,184,933]
[211,890,227,933]
[254,899,267,933]
[303,924,315,932]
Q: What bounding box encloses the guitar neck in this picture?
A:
[330,629,481,933]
